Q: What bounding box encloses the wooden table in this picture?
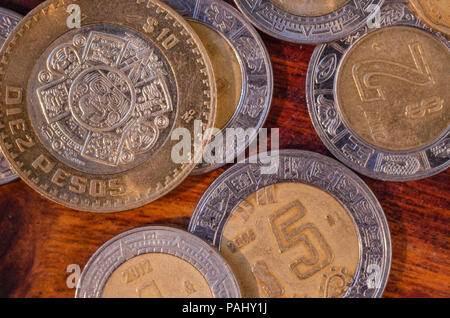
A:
[0,0,448,298]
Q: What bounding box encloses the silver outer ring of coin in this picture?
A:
[234,0,385,44]
[75,226,241,298]
[189,149,392,298]
[0,7,21,185]
[306,0,450,182]
[162,0,273,175]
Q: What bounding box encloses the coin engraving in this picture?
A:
[102,253,213,298]
[76,227,241,298]
[338,27,449,151]
[269,200,334,280]
[31,25,175,173]
[307,0,450,181]
[189,150,391,298]
[234,0,384,44]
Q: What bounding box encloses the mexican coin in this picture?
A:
[189,150,391,298]
[162,0,273,174]
[233,0,385,44]
[307,0,449,181]
[76,226,241,298]
[408,0,449,37]
[0,7,21,185]
[0,0,216,212]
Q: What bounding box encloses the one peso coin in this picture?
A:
[75,226,241,298]
[0,7,21,186]
[307,0,449,181]
[189,150,391,298]
[233,0,384,44]
[0,0,216,212]
[161,0,273,175]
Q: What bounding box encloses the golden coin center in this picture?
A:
[102,253,213,298]
[337,26,450,151]
[220,182,360,298]
[188,21,242,130]
[269,0,350,17]
[413,0,450,30]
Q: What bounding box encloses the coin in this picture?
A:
[0,7,21,185]
[162,0,273,174]
[76,226,241,298]
[408,0,450,36]
[233,0,384,44]
[0,0,216,212]
[307,0,449,181]
[189,150,391,298]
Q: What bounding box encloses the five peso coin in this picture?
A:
[408,0,449,37]
[75,226,241,298]
[189,150,392,298]
[233,0,385,44]
[0,0,216,212]
[0,7,21,186]
[307,0,449,181]
[161,0,273,174]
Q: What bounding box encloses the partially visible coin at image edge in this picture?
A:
[233,0,385,44]
[307,0,449,181]
[408,0,450,37]
[75,226,241,298]
[0,7,21,185]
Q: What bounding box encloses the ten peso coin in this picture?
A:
[0,0,216,211]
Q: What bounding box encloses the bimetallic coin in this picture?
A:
[162,0,273,174]
[189,150,391,298]
[234,0,384,44]
[0,8,21,185]
[76,226,241,298]
[307,0,449,181]
[408,0,450,36]
[0,0,216,212]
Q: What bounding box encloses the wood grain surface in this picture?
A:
[0,0,449,298]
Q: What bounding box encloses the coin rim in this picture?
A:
[0,7,22,185]
[189,149,392,298]
[233,0,385,44]
[75,226,242,298]
[306,0,450,181]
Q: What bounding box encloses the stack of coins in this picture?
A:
[0,0,447,298]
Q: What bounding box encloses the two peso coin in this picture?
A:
[234,0,384,44]
[189,150,391,298]
[0,7,21,185]
[0,0,216,212]
[162,0,273,174]
[408,0,449,37]
[76,226,241,298]
[307,0,449,181]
